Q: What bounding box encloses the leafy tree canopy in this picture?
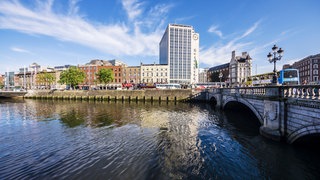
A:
[59,67,85,89]
[96,68,114,85]
[36,72,56,87]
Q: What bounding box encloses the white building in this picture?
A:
[229,51,252,87]
[140,63,169,84]
[198,68,209,83]
[159,24,199,84]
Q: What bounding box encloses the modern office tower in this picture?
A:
[159,24,199,84]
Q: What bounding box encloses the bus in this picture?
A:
[156,84,181,89]
[278,68,300,85]
[251,68,299,86]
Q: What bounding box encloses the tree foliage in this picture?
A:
[36,72,56,88]
[59,67,85,89]
[96,68,114,85]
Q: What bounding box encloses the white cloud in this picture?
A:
[240,21,260,39]
[0,0,169,58]
[121,0,144,21]
[200,41,252,67]
[208,25,223,38]
[11,47,32,54]
[200,21,261,66]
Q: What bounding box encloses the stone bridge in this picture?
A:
[186,85,320,144]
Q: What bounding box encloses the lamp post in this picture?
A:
[267,44,284,84]
[219,72,223,88]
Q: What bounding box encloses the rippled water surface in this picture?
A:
[0,99,320,179]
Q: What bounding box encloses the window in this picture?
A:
[314,70,318,75]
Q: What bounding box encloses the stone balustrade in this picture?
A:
[281,85,320,99]
[210,85,320,100]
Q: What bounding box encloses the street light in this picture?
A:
[219,72,223,88]
[267,44,284,84]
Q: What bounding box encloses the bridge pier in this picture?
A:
[260,87,284,141]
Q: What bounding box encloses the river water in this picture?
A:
[0,99,319,179]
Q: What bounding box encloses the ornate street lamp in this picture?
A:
[219,72,223,88]
[267,44,284,84]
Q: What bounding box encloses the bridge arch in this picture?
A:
[209,96,217,106]
[222,96,264,124]
[287,125,320,144]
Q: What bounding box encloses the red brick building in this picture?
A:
[292,53,320,84]
[78,59,125,89]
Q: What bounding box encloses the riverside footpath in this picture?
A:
[24,89,195,103]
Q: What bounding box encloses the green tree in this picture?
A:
[96,68,114,85]
[36,72,56,89]
[59,67,85,89]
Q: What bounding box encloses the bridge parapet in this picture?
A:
[211,86,266,96]
[282,85,320,99]
[210,85,320,100]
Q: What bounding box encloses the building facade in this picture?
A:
[15,63,59,89]
[208,63,230,83]
[292,53,320,84]
[159,24,199,84]
[229,51,252,87]
[140,63,168,84]
[122,66,141,84]
[79,59,124,89]
[198,68,209,83]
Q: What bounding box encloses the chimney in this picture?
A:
[232,51,236,59]
[242,52,247,58]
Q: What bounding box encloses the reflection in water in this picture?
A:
[60,110,86,128]
[0,99,320,179]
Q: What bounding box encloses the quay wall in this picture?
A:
[24,89,194,102]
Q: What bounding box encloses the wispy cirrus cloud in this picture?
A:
[240,20,260,39]
[208,25,223,38]
[11,47,32,54]
[121,0,144,21]
[0,0,171,58]
[200,21,261,66]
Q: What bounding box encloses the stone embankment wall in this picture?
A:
[24,89,195,102]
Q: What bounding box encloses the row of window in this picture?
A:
[142,72,167,77]
[142,68,167,71]
[142,78,168,83]
[298,64,319,71]
[299,70,319,76]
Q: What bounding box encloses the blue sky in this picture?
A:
[0,0,319,75]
